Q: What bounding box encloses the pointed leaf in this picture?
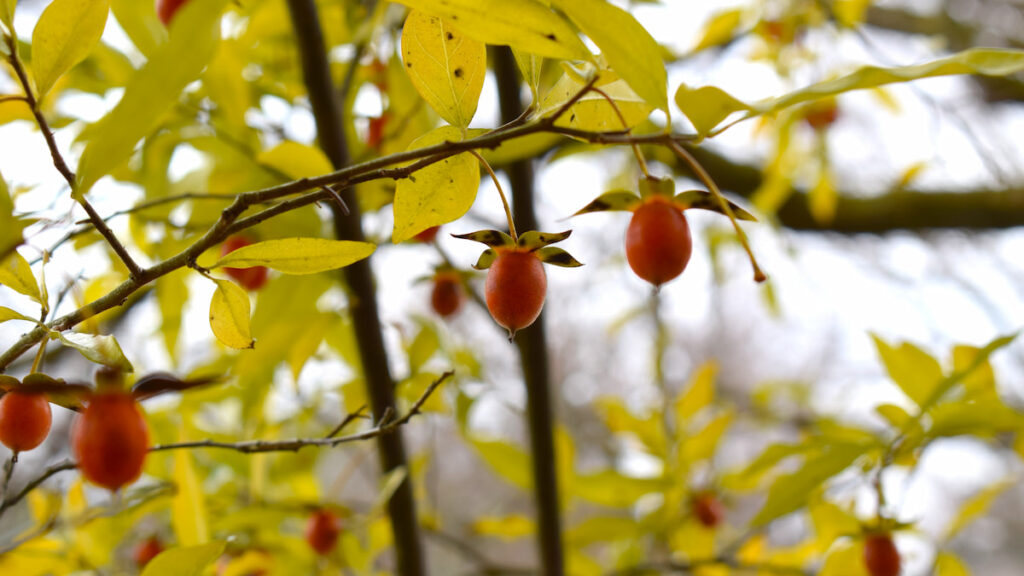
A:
[209,279,253,350]
[140,542,226,576]
[55,332,134,372]
[393,126,480,243]
[538,73,654,131]
[573,190,641,216]
[517,229,571,249]
[31,0,110,98]
[673,190,757,221]
[676,362,717,423]
[213,238,375,275]
[470,438,531,490]
[0,0,14,30]
[0,249,42,304]
[472,515,535,541]
[472,248,497,270]
[550,0,668,111]
[401,10,486,129]
[513,49,542,102]
[935,552,971,576]
[257,140,333,180]
[0,305,35,324]
[451,229,515,248]
[946,480,1013,539]
[391,0,590,60]
[535,247,582,267]
[680,411,732,463]
[172,433,209,546]
[76,0,228,193]
[871,335,943,408]
[694,8,743,51]
[674,84,752,136]
[752,443,868,526]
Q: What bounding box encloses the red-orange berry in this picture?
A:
[863,533,901,576]
[413,226,440,243]
[0,390,52,452]
[804,100,840,130]
[431,272,463,318]
[485,249,546,337]
[692,493,725,528]
[367,114,388,150]
[625,197,692,286]
[133,537,163,568]
[155,0,188,26]
[72,392,150,491]
[305,510,341,556]
[221,235,269,291]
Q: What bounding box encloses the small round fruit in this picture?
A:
[221,235,269,291]
[485,249,546,337]
[367,114,388,150]
[305,510,341,556]
[863,533,900,576]
[0,390,52,452]
[431,272,463,318]
[156,0,188,26]
[625,198,692,286]
[133,537,163,568]
[804,100,840,130]
[413,225,440,243]
[692,493,724,528]
[72,393,150,491]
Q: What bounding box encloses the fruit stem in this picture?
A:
[669,141,767,283]
[590,85,651,179]
[30,337,46,374]
[469,150,518,242]
[1,453,17,501]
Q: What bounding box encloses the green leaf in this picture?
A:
[0,250,41,304]
[535,247,582,267]
[213,238,376,275]
[257,140,333,180]
[55,331,134,372]
[110,0,166,58]
[76,0,228,193]
[573,190,641,216]
[517,230,571,249]
[928,397,1022,438]
[693,8,744,51]
[31,0,110,99]
[674,84,752,136]
[675,361,716,423]
[673,190,757,221]
[451,229,515,248]
[401,10,486,129]
[391,0,590,60]
[871,335,943,408]
[209,279,254,350]
[472,248,497,270]
[0,306,35,324]
[572,470,667,508]
[550,0,668,112]
[946,480,1013,539]
[393,127,480,242]
[751,442,868,526]
[679,411,732,463]
[513,49,542,103]
[140,542,226,576]
[470,438,531,490]
[172,436,209,546]
[566,516,639,547]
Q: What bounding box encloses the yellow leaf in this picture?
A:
[56,332,134,372]
[76,0,228,193]
[809,168,837,224]
[936,551,971,576]
[209,279,253,349]
[537,72,654,131]
[694,9,744,51]
[257,140,333,181]
[674,84,752,136]
[0,305,34,324]
[513,49,543,102]
[31,0,110,98]
[820,539,869,576]
[550,0,668,111]
[0,0,14,29]
[213,237,376,275]
[946,480,1013,539]
[473,515,536,541]
[834,0,871,27]
[391,0,590,60]
[172,431,209,546]
[392,126,479,243]
[680,411,732,463]
[871,335,944,408]
[895,161,927,189]
[470,438,532,489]
[951,344,995,396]
[140,542,226,576]
[676,361,717,423]
[0,249,41,304]
[401,10,486,129]
[110,0,166,59]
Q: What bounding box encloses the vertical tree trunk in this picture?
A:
[285,2,427,574]
[492,47,566,576]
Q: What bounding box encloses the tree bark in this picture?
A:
[493,47,566,576]
[285,2,426,574]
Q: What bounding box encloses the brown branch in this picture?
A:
[4,35,143,278]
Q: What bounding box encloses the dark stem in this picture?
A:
[493,46,565,576]
[283,2,427,575]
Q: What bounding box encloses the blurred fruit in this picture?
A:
[221,235,269,291]
[0,389,51,452]
[72,392,150,491]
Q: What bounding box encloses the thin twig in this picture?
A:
[469,150,517,241]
